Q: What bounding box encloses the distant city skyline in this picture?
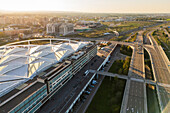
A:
[0,0,170,13]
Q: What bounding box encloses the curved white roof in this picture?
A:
[0,40,89,97]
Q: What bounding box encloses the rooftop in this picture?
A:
[0,38,90,97]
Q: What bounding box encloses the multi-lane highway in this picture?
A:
[80,29,170,113]
[145,46,170,84]
[122,32,147,113]
[145,31,170,112]
[130,32,145,79]
[35,26,170,113]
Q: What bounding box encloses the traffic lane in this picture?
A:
[37,55,104,113]
[74,46,122,113]
[59,57,105,113]
[130,48,144,79]
[146,47,170,84]
[126,81,144,113]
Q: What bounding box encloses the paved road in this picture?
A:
[146,31,170,112]
[37,26,170,113]
[74,45,121,113]
[145,46,170,84]
[126,80,144,113]
[37,43,117,113]
[37,55,105,113]
[122,31,147,113]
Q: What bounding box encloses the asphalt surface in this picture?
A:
[146,34,170,84]
[123,31,146,113]
[72,44,120,113]
[37,43,116,113]
[36,55,104,113]
[36,27,170,113]
[74,45,129,113]
[130,32,145,79]
[126,80,144,113]
[146,31,170,112]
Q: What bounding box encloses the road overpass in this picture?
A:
[49,27,169,113]
[85,29,170,113]
[145,31,170,112]
[120,32,147,113]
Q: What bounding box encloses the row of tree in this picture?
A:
[113,57,131,75]
[120,45,132,56]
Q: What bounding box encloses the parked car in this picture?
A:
[85,91,90,95]
[89,85,94,88]
[92,80,98,85]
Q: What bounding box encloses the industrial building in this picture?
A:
[0,39,97,113]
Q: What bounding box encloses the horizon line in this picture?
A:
[0,10,170,14]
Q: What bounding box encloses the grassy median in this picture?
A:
[108,57,131,75]
[146,84,160,113]
[120,45,132,56]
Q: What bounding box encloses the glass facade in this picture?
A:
[8,45,97,113]
[9,85,47,113]
[49,65,72,92]
[48,46,97,94]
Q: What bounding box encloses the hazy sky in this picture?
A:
[1,0,170,13]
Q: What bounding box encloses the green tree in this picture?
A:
[123,68,129,75]
[118,68,123,74]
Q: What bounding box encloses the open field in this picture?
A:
[66,21,157,38]
[102,21,156,33]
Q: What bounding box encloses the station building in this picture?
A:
[0,39,97,113]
